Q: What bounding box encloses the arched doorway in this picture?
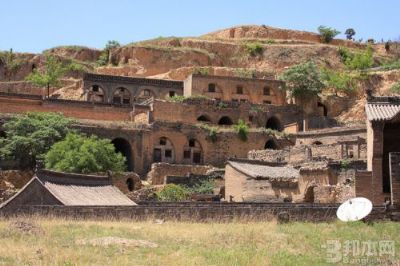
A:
[126,178,134,191]
[197,115,211,123]
[266,116,282,131]
[264,139,278,150]
[317,102,328,117]
[112,138,133,171]
[86,84,105,103]
[218,116,233,125]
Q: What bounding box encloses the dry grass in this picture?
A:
[0,218,399,265]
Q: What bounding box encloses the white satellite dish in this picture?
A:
[336,197,373,222]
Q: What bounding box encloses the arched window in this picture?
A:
[183,138,203,164]
[112,138,134,171]
[236,85,243,94]
[197,115,211,123]
[265,116,282,131]
[153,137,175,163]
[86,84,105,103]
[113,87,131,105]
[264,139,278,150]
[218,116,233,125]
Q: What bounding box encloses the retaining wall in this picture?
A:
[0,203,388,222]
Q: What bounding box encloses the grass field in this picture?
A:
[0,218,398,265]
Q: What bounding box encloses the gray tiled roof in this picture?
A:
[365,103,400,121]
[228,160,299,180]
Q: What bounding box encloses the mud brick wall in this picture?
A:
[389,152,400,206]
[147,163,214,185]
[355,170,373,200]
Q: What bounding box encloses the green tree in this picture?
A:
[279,62,325,98]
[318,26,340,43]
[96,40,121,66]
[0,48,23,81]
[0,112,72,168]
[45,133,126,174]
[345,28,356,40]
[321,68,357,95]
[390,81,400,94]
[25,55,67,97]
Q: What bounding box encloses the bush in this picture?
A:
[390,82,400,94]
[156,184,190,201]
[45,133,126,174]
[318,26,340,43]
[186,179,215,194]
[244,42,264,56]
[345,47,374,70]
[338,47,352,63]
[0,112,72,168]
[279,62,325,98]
[380,59,400,71]
[234,119,249,141]
[199,124,218,142]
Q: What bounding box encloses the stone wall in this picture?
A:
[0,203,389,222]
[147,163,215,185]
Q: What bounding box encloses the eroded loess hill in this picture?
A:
[1,25,399,123]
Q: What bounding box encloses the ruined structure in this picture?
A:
[83,73,183,104]
[183,74,286,105]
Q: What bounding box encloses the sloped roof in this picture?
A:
[365,103,400,121]
[365,96,400,122]
[227,159,299,180]
[1,170,135,207]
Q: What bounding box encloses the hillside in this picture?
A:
[1,24,399,122]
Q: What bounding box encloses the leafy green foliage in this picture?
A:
[344,28,356,40]
[340,159,350,170]
[338,47,352,63]
[390,81,400,94]
[318,26,340,43]
[279,62,325,98]
[25,55,67,90]
[199,124,218,142]
[168,95,208,102]
[234,119,249,141]
[96,40,120,66]
[45,133,126,174]
[380,59,400,71]
[186,179,215,194]
[156,184,190,201]
[0,113,72,168]
[244,42,264,56]
[0,49,23,81]
[321,68,357,95]
[345,47,374,70]
[67,61,89,73]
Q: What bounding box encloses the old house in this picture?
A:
[364,95,400,205]
[0,170,135,210]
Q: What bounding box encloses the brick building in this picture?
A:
[364,95,400,205]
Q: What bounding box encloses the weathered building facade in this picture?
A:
[184,74,286,105]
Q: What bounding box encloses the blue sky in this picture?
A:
[1,0,399,53]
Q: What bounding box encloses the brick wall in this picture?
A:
[0,96,132,121]
[355,170,373,200]
[389,152,400,206]
[184,74,286,106]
